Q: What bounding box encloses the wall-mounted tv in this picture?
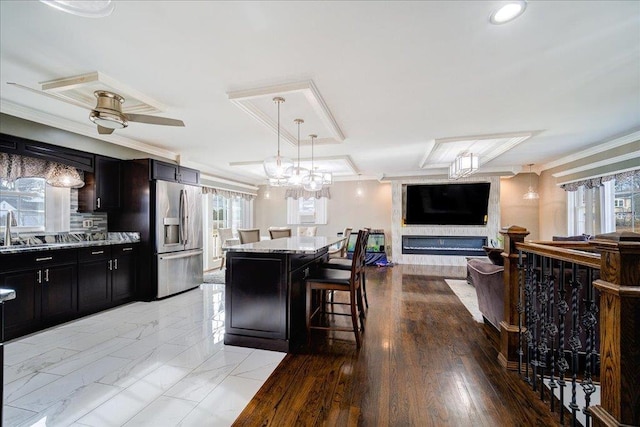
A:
[404,183,490,225]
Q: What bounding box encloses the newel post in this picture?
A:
[498,225,529,370]
[589,231,640,427]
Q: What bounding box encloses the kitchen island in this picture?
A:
[224,236,342,352]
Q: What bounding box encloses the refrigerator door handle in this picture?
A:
[183,190,189,246]
[158,249,203,261]
[179,189,186,245]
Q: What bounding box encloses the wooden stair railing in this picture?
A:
[499,226,640,427]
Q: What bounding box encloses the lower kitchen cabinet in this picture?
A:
[1,243,138,341]
[111,244,136,302]
[1,249,77,340]
[78,247,112,313]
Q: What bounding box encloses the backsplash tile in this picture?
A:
[69,188,108,233]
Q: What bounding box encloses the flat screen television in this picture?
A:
[404,183,490,225]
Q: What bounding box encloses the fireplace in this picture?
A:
[402,235,487,256]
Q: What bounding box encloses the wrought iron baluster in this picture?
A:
[524,252,535,385]
[557,260,569,424]
[581,267,597,427]
[538,256,550,402]
[569,263,582,427]
[547,258,558,413]
[531,254,541,393]
[517,250,525,377]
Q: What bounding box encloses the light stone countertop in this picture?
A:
[0,232,140,255]
[226,236,344,254]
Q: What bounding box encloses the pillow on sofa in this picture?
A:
[482,246,504,266]
[552,234,591,241]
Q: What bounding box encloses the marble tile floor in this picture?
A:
[3,283,286,427]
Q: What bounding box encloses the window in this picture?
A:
[287,197,327,225]
[0,177,46,232]
[614,174,639,232]
[209,193,252,235]
[567,173,639,235]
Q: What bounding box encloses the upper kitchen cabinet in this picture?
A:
[152,160,200,185]
[78,155,121,212]
[0,133,95,172]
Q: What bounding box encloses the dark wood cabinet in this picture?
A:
[152,160,200,184]
[111,245,136,302]
[78,247,112,312]
[78,155,121,212]
[0,133,94,172]
[1,269,41,340]
[224,250,326,352]
[78,244,137,312]
[1,249,77,340]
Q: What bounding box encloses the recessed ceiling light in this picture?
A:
[39,0,114,18]
[490,1,527,25]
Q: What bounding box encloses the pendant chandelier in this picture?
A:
[263,97,293,183]
[46,163,85,188]
[286,118,308,187]
[523,163,540,200]
[301,134,325,192]
[449,152,479,180]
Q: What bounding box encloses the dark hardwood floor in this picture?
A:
[233,264,565,426]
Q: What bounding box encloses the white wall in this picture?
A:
[254,179,392,246]
[500,173,540,240]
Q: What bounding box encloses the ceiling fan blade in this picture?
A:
[125,113,185,127]
[6,82,90,110]
[97,125,114,135]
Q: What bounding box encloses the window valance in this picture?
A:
[560,169,639,192]
[284,187,331,200]
[1,153,84,183]
[201,185,255,201]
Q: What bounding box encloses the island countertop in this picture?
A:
[226,236,343,254]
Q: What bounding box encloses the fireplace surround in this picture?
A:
[402,235,487,256]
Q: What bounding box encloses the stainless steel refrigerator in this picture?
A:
[155,180,203,298]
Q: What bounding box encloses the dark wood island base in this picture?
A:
[224,236,341,352]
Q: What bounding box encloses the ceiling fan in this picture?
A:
[7,82,185,135]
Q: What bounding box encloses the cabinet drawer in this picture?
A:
[1,249,77,272]
[78,246,112,262]
[111,244,137,256]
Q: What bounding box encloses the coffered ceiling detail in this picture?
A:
[419,132,534,169]
[38,72,165,114]
[227,80,345,147]
[229,155,358,181]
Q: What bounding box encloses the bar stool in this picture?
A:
[238,228,260,244]
[322,228,370,308]
[305,229,368,348]
[269,228,292,239]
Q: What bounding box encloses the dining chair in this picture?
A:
[328,227,352,258]
[217,227,235,270]
[237,228,261,244]
[323,228,370,307]
[269,228,292,239]
[305,229,368,348]
[297,226,317,236]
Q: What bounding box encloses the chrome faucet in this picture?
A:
[4,211,17,247]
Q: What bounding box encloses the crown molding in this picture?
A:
[541,130,640,171]
[227,80,345,147]
[379,165,520,181]
[199,173,259,191]
[0,99,179,160]
[551,150,640,178]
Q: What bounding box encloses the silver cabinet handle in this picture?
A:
[114,259,118,270]
[122,247,133,252]
[36,256,53,262]
[92,250,104,255]
[44,268,49,282]
[97,197,101,209]
[109,259,113,270]
[37,270,42,284]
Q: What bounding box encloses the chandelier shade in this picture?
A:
[301,134,324,192]
[449,152,479,180]
[263,97,294,181]
[523,164,540,200]
[286,118,308,187]
[46,164,85,188]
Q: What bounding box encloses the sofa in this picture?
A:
[467,258,504,329]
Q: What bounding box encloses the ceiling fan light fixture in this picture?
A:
[39,0,115,18]
[89,110,127,129]
[490,1,527,25]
